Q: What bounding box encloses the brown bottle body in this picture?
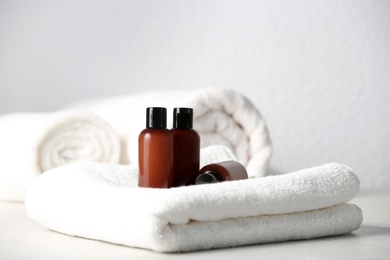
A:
[196,160,248,184]
[138,128,173,188]
[171,128,200,186]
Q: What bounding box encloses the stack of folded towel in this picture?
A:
[25,150,362,252]
[0,87,362,252]
[0,110,121,201]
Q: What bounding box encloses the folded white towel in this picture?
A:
[71,88,272,177]
[25,162,362,252]
[0,110,121,201]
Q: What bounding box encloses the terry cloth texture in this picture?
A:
[0,110,121,201]
[25,162,362,252]
[71,88,272,178]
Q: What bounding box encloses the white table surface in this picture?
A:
[1,190,390,259]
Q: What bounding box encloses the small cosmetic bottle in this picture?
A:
[138,107,173,188]
[171,108,200,186]
[195,160,248,185]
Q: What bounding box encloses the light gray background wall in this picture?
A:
[1,0,389,189]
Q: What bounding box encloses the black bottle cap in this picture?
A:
[195,171,221,185]
[146,107,167,128]
[173,107,193,129]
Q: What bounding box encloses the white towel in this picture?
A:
[0,110,121,202]
[71,88,272,178]
[25,162,362,252]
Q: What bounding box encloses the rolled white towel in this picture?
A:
[199,145,237,168]
[71,88,272,178]
[25,162,362,252]
[0,110,121,201]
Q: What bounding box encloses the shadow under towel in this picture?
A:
[25,162,362,252]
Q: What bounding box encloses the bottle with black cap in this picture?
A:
[171,107,200,186]
[138,107,173,188]
[195,160,248,185]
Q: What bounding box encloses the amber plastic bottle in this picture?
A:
[171,108,200,186]
[138,107,173,188]
[195,160,248,185]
